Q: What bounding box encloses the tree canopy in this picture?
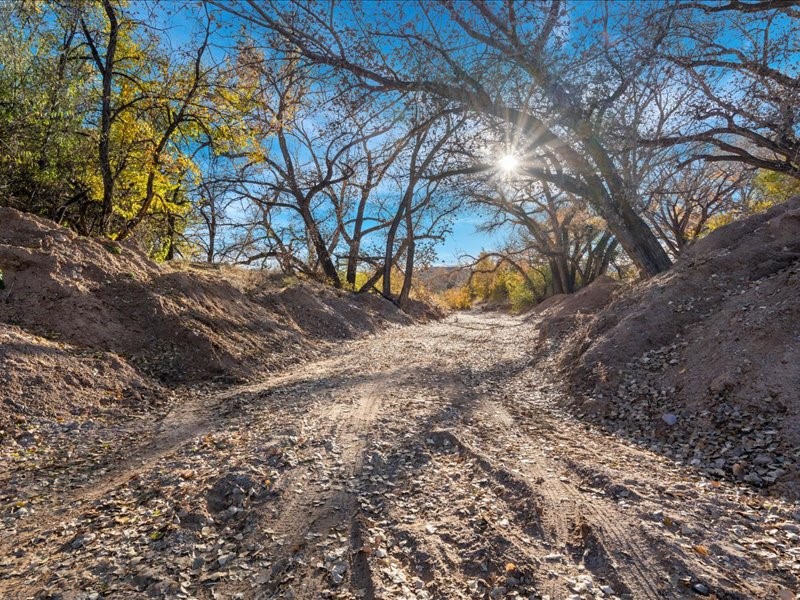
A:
[0,0,797,306]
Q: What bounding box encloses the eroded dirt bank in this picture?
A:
[1,313,797,600]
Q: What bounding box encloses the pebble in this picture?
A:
[692,582,710,595]
[662,413,678,426]
[544,553,563,562]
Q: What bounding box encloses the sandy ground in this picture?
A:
[1,313,798,600]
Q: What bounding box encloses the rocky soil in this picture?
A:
[2,313,798,600]
[558,197,800,500]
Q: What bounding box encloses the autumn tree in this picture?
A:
[78,1,223,242]
[643,161,755,256]
[0,2,93,222]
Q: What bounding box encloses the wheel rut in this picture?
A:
[2,312,796,600]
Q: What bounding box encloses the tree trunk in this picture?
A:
[301,205,341,287]
[165,213,176,260]
[207,209,216,263]
[609,203,672,277]
[81,0,119,235]
[382,190,411,300]
[397,205,415,308]
[346,193,369,287]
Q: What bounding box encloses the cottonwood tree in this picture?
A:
[378,111,466,304]
[0,2,93,223]
[461,249,551,308]
[644,161,755,256]
[320,107,466,305]
[651,1,799,178]
[205,53,401,286]
[469,177,618,295]
[79,1,223,241]
[214,0,674,277]
[329,131,409,289]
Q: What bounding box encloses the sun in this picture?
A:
[498,154,519,173]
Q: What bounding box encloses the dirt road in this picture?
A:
[1,313,798,599]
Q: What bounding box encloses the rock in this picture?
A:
[743,472,763,485]
[692,582,710,595]
[217,553,234,567]
[71,534,94,549]
[544,553,562,562]
[572,576,593,593]
[753,454,773,466]
[600,585,614,595]
[331,561,348,584]
[661,413,678,426]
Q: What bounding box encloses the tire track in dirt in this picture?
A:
[3,312,797,599]
[478,401,667,599]
[407,432,570,598]
[0,361,360,571]
[218,366,390,599]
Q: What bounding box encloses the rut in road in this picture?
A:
[1,313,797,599]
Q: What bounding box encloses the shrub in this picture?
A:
[440,286,472,310]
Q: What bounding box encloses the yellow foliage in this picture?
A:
[753,170,800,205]
[440,286,472,310]
[340,270,373,292]
[467,258,543,312]
[436,256,545,313]
[703,212,736,234]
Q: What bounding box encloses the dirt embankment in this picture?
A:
[530,274,621,341]
[0,208,425,427]
[542,197,800,498]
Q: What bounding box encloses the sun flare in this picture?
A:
[498,154,519,173]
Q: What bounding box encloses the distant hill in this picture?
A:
[417,265,470,293]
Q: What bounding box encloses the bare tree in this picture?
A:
[212,0,674,277]
[644,161,755,256]
[470,177,618,296]
[650,2,799,178]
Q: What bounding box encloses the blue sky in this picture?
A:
[134,1,511,265]
[436,210,511,264]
